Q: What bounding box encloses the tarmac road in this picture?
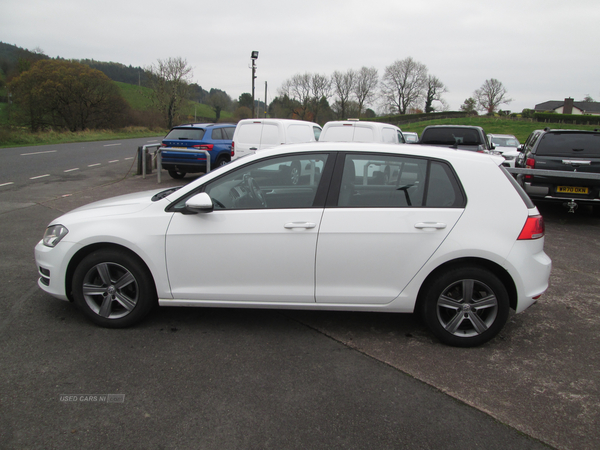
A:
[1,140,598,449]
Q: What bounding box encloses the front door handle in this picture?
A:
[414,222,447,229]
[285,222,316,229]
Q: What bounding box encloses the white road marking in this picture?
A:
[108,160,119,163]
[30,174,50,180]
[88,163,101,167]
[103,143,122,147]
[125,157,134,160]
[0,182,14,187]
[64,168,79,172]
[21,150,57,156]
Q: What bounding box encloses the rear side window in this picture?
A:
[536,132,600,157]
[223,127,235,140]
[165,128,205,140]
[212,128,234,140]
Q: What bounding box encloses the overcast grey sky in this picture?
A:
[2,0,599,113]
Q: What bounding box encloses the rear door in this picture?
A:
[315,153,465,305]
[232,121,263,159]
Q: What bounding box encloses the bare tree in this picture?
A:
[332,69,356,119]
[310,73,332,122]
[146,57,193,128]
[279,72,332,121]
[423,75,448,113]
[474,78,512,115]
[354,67,378,118]
[380,57,428,114]
[279,73,312,119]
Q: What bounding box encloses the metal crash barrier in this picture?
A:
[505,167,600,180]
[139,145,211,183]
[505,167,600,212]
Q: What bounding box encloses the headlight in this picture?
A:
[43,225,69,247]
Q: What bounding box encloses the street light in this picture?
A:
[251,51,258,117]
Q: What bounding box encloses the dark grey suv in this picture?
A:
[516,128,600,210]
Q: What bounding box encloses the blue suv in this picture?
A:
[160,123,236,179]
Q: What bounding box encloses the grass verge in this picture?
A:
[0,127,167,148]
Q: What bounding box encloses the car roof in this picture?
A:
[423,125,485,131]
[171,123,235,129]
[251,141,498,163]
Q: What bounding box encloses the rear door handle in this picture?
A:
[414,222,447,229]
[285,222,316,229]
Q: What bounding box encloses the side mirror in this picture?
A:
[185,192,214,213]
[517,144,524,152]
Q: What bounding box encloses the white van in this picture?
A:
[320,120,405,144]
[231,119,322,160]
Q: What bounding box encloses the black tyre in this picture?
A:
[168,170,186,179]
[214,156,230,170]
[421,266,510,347]
[72,249,157,328]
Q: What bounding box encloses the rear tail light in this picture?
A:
[525,158,535,181]
[518,215,545,240]
[192,144,214,151]
[231,141,235,156]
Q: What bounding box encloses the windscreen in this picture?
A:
[536,132,600,157]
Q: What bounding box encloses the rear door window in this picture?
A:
[334,153,466,208]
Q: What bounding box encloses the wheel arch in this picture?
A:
[65,243,157,302]
[415,257,518,312]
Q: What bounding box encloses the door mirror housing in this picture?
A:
[185,192,214,213]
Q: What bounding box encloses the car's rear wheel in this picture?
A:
[214,156,230,170]
[421,266,509,347]
[168,170,186,179]
[72,249,157,328]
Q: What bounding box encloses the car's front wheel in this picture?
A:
[421,266,510,347]
[72,249,157,328]
[168,170,186,179]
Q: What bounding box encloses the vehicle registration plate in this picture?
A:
[557,186,588,194]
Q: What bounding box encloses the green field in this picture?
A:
[114,81,233,121]
[399,116,600,143]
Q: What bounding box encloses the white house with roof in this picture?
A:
[534,98,600,115]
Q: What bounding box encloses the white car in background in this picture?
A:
[488,134,521,167]
[320,120,405,144]
[35,142,551,347]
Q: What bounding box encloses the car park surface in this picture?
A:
[35,142,550,347]
[0,141,598,449]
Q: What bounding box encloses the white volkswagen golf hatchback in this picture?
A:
[35,142,551,347]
